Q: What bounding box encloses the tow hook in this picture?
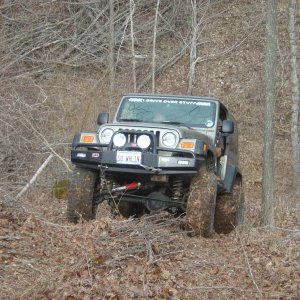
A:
[139,163,162,173]
[112,182,141,192]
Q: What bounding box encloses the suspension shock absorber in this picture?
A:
[100,171,120,214]
[171,176,184,202]
[100,172,115,200]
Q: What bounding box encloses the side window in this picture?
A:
[219,106,227,122]
[215,106,228,157]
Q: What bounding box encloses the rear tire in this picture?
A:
[67,166,99,223]
[186,171,217,237]
[214,176,244,234]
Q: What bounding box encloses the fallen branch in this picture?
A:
[0,235,22,241]
[16,154,53,200]
[20,115,72,172]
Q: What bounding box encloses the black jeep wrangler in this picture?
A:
[68,94,244,237]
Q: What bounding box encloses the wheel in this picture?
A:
[186,170,217,237]
[67,166,99,223]
[214,176,244,234]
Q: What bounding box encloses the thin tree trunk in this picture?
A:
[261,0,278,226]
[108,0,115,113]
[288,0,300,195]
[152,0,160,93]
[130,0,136,92]
[188,0,197,95]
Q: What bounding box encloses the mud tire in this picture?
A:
[67,166,99,223]
[214,176,244,234]
[186,171,217,237]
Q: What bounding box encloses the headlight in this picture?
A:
[162,132,176,148]
[113,133,126,147]
[100,128,114,144]
[137,135,151,149]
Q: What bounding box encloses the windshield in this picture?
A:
[116,97,217,128]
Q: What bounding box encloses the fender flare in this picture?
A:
[223,164,242,193]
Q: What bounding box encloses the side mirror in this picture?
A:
[222,119,234,134]
[97,112,109,125]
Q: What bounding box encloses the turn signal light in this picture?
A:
[81,135,94,143]
[180,141,194,149]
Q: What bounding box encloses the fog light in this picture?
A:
[137,135,151,149]
[113,133,126,147]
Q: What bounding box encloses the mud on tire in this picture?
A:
[214,176,244,234]
[186,171,217,237]
[67,166,99,223]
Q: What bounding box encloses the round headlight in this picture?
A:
[113,133,126,147]
[137,135,151,149]
[100,128,114,144]
[162,132,176,148]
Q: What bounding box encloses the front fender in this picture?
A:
[223,164,242,192]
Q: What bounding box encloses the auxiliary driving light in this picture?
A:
[137,134,151,149]
[113,133,126,147]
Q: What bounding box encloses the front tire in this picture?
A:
[186,171,217,237]
[67,166,99,223]
[214,176,244,234]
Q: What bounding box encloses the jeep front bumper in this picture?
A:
[71,148,202,175]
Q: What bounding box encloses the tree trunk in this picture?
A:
[108,0,115,113]
[152,0,160,93]
[130,0,137,92]
[288,0,300,196]
[187,0,198,95]
[261,0,278,226]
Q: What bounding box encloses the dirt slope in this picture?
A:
[0,199,299,299]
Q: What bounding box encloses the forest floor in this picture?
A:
[0,189,299,299]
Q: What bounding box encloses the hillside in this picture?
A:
[0,0,299,299]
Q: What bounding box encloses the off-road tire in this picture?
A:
[186,171,217,237]
[214,177,244,234]
[67,166,99,223]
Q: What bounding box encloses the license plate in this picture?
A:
[116,151,142,165]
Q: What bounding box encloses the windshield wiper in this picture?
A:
[119,118,142,122]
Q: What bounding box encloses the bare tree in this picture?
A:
[261,0,278,226]
[109,0,115,101]
[152,0,160,93]
[0,1,188,80]
[130,0,137,92]
[288,0,300,196]
[187,0,198,95]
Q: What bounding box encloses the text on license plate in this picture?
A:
[116,151,142,165]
